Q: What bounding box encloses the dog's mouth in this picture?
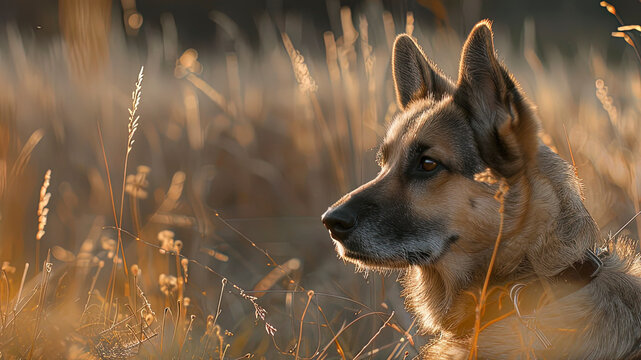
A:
[342,248,412,269]
[331,233,459,269]
[332,238,435,269]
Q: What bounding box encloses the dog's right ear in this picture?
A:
[392,35,454,110]
[454,21,539,178]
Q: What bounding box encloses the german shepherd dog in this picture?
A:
[321,20,641,359]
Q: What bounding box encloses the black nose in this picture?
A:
[321,207,356,242]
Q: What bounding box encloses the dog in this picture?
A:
[321,20,641,359]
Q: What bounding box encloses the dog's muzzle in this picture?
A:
[321,207,356,242]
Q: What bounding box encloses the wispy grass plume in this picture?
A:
[35,169,51,273]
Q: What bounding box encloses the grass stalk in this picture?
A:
[469,177,509,360]
[0,270,9,333]
[160,307,170,355]
[27,250,52,360]
[13,263,28,314]
[294,290,314,359]
[178,315,196,359]
[353,311,395,360]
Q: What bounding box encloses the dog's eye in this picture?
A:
[420,157,438,171]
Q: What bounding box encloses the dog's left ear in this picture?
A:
[455,20,538,177]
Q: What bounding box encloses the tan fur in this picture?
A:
[322,20,641,359]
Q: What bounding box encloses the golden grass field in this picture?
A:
[0,1,640,359]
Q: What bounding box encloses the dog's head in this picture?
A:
[321,21,540,270]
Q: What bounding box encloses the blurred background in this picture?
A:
[0,0,640,358]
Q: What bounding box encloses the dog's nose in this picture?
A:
[321,207,356,242]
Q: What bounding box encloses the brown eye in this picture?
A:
[420,157,438,171]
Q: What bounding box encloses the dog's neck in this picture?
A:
[402,144,600,335]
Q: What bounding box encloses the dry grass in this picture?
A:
[0,2,640,359]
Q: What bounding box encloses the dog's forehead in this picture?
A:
[385,98,466,149]
[385,103,429,143]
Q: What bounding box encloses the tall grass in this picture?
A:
[0,2,640,359]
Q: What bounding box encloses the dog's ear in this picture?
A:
[454,21,538,177]
[392,35,454,110]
